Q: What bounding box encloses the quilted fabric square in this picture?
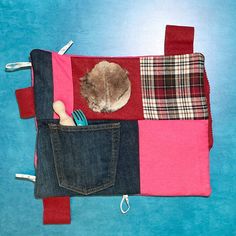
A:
[140,53,208,119]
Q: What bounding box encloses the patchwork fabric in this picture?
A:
[140,53,209,120]
[12,25,213,225]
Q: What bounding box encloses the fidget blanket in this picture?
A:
[11,25,213,224]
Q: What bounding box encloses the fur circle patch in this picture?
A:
[80,61,131,113]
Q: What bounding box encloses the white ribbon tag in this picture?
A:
[5,62,32,72]
[58,40,74,55]
[15,174,36,182]
[120,195,130,214]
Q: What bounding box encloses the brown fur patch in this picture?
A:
[80,61,131,113]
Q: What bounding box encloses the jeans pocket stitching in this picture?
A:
[49,123,120,132]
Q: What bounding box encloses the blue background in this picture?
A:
[0,0,235,235]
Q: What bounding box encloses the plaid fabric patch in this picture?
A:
[140,53,208,119]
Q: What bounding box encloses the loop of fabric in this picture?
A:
[15,87,35,119]
[164,25,194,56]
[15,174,36,182]
[5,62,32,72]
[120,195,130,214]
[58,40,74,55]
[43,197,71,224]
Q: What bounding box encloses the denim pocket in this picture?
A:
[48,123,120,195]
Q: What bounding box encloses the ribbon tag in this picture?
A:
[120,195,130,214]
[5,62,32,72]
[15,174,36,182]
[58,40,74,55]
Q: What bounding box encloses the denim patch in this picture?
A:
[30,50,53,119]
[35,120,140,198]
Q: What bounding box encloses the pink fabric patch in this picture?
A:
[34,152,38,168]
[52,53,73,118]
[139,120,211,196]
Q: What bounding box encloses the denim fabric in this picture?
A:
[30,50,53,119]
[35,119,140,198]
[49,122,120,195]
[35,119,73,198]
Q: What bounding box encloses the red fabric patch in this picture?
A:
[43,197,71,224]
[164,25,213,149]
[15,87,35,118]
[165,25,194,55]
[71,57,144,120]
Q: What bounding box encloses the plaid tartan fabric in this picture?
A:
[140,53,208,119]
